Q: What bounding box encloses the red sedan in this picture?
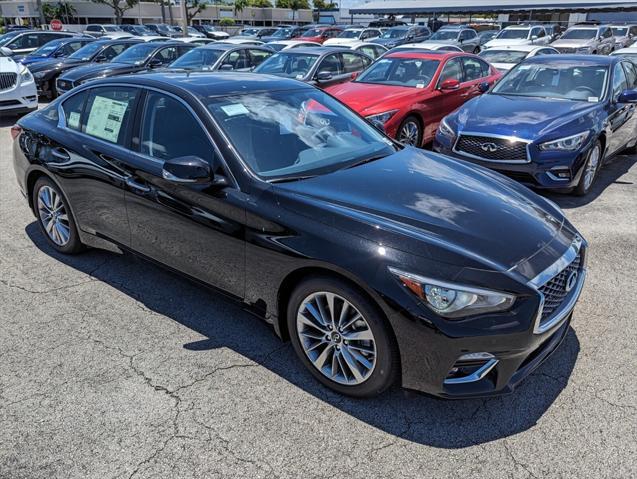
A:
[300,26,344,44]
[325,51,501,146]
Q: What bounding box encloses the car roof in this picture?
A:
[484,44,553,52]
[198,43,255,51]
[386,50,463,60]
[99,72,314,98]
[525,54,617,65]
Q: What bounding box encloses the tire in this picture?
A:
[396,115,423,147]
[573,140,602,196]
[287,276,399,398]
[32,177,84,254]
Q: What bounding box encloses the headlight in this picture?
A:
[366,109,399,125]
[20,67,33,83]
[438,116,456,139]
[389,267,516,319]
[576,46,591,53]
[539,131,590,151]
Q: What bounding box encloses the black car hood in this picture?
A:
[274,148,569,273]
[27,57,85,73]
[60,62,143,81]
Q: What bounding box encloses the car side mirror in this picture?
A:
[478,81,490,93]
[162,156,212,184]
[350,71,359,80]
[95,54,107,62]
[0,47,13,56]
[149,58,163,68]
[618,89,637,103]
[531,35,538,40]
[439,78,460,90]
[316,71,333,82]
[219,63,234,71]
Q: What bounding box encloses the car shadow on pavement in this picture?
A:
[542,153,636,208]
[24,221,580,450]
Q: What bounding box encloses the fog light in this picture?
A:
[444,353,498,385]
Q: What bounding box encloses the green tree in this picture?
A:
[186,0,207,23]
[248,0,272,7]
[277,0,309,20]
[42,2,77,24]
[219,17,235,26]
[234,0,249,19]
[89,0,139,25]
[313,0,336,9]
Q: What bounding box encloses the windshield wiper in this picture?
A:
[269,174,317,183]
[344,153,389,170]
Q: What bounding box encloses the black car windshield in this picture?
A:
[29,41,62,57]
[356,57,440,87]
[492,61,609,102]
[561,29,597,39]
[430,30,459,41]
[496,29,530,39]
[479,49,528,64]
[0,31,22,47]
[112,44,156,64]
[612,27,628,36]
[302,28,325,37]
[380,28,407,39]
[169,48,222,70]
[272,28,292,38]
[207,89,396,180]
[103,25,121,32]
[69,41,104,60]
[254,52,319,78]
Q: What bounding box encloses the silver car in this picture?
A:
[610,25,637,49]
[419,26,481,53]
[551,24,616,55]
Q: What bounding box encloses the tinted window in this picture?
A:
[101,43,129,60]
[318,54,343,75]
[439,58,463,84]
[603,28,613,39]
[224,49,250,69]
[62,90,88,131]
[341,52,368,73]
[623,61,637,88]
[153,46,179,64]
[613,62,628,100]
[248,48,271,67]
[254,52,320,78]
[356,57,440,87]
[83,87,138,145]
[7,33,41,49]
[87,26,100,32]
[140,92,211,161]
[462,57,487,80]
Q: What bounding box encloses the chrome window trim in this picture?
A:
[528,235,586,334]
[443,359,498,385]
[452,130,532,164]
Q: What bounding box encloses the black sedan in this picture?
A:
[166,43,273,72]
[55,42,194,95]
[253,47,373,88]
[12,73,587,399]
[28,38,142,99]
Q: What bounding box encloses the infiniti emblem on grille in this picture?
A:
[565,271,578,292]
[480,142,500,153]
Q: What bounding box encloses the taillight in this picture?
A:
[10,125,22,141]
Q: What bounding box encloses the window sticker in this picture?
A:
[68,111,80,129]
[416,83,425,88]
[588,97,599,103]
[85,96,128,143]
[221,103,250,116]
[296,74,304,80]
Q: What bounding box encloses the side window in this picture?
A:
[102,43,127,60]
[462,57,486,81]
[248,48,271,67]
[61,90,88,131]
[82,87,138,146]
[613,62,628,101]
[623,61,637,89]
[631,26,637,36]
[177,45,193,56]
[341,52,365,73]
[604,28,613,39]
[8,34,39,49]
[538,28,546,38]
[140,92,212,161]
[318,53,343,75]
[153,47,178,64]
[373,46,386,58]
[42,33,64,45]
[438,58,463,84]
[224,50,250,69]
[87,25,99,32]
[359,46,376,58]
[62,41,82,56]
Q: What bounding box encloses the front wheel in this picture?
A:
[287,277,399,397]
[397,115,422,147]
[573,141,602,196]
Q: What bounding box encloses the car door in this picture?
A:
[426,57,468,139]
[607,62,633,154]
[460,30,478,52]
[124,90,245,297]
[47,85,140,246]
[312,53,349,87]
[460,56,494,100]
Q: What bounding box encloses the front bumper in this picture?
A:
[386,238,586,399]
[433,132,590,189]
[0,79,38,115]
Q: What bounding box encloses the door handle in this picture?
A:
[50,147,70,161]
[125,177,152,194]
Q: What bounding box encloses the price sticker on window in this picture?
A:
[85,96,128,143]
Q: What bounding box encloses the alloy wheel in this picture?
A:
[37,185,70,246]
[583,145,600,191]
[296,292,377,386]
[398,121,420,146]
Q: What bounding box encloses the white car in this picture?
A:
[388,42,464,52]
[173,26,206,38]
[323,28,382,46]
[219,39,265,46]
[479,45,560,72]
[485,25,551,48]
[266,40,321,52]
[0,47,37,116]
[324,41,388,59]
[611,46,637,62]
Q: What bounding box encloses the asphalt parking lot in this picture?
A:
[0,110,635,479]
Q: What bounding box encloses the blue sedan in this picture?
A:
[434,55,637,195]
[19,37,95,66]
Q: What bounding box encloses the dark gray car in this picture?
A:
[420,26,481,53]
[167,44,274,72]
[373,26,432,49]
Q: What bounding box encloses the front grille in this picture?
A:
[0,72,17,91]
[538,252,582,323]
[0,99,20,107]
[455,134,528,162]
[555,47,576,53]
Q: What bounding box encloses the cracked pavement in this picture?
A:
[1,114,636,478]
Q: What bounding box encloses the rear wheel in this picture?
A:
[287,276,399,397]
[573,141,602,196]
[397,115,422,147]
[32,177,84,254]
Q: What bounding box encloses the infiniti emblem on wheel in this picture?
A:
[565,271,578,292]
[480,142,500,153]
